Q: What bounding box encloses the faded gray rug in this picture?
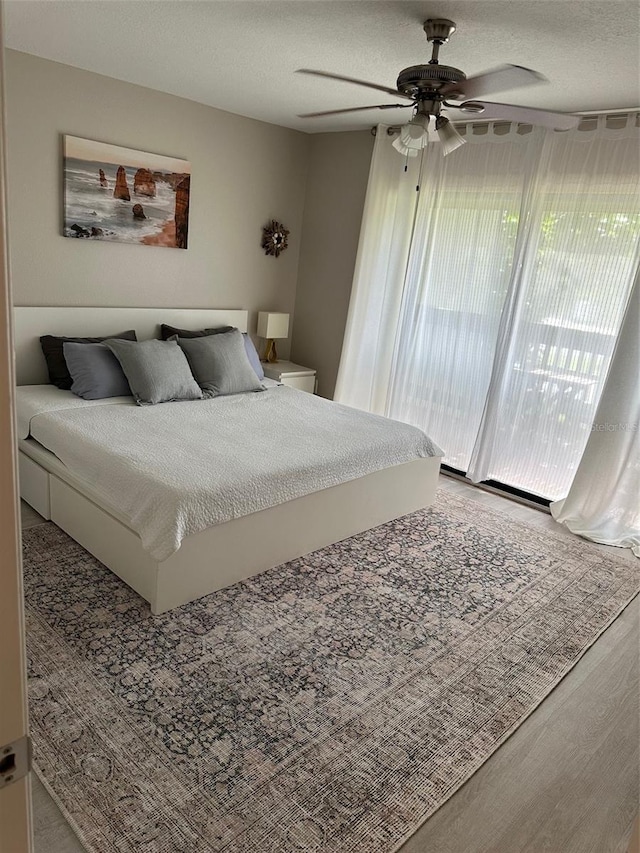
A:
[23,491,639,853]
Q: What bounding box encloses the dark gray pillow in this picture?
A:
[63,341,132,400]
[175,329,265,397]
[105,338,203,406]
[160,323,234,340]
[40,329,137,389]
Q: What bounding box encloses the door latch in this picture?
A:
[0,736,31,788]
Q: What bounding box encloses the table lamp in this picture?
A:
[257,312,289,363]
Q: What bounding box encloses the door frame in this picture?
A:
[0,1,34,848]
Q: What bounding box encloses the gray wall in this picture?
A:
[291,130,373,398]
[4,50,310,353]
[5,50,374,376]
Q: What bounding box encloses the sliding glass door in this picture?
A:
[386,116,639,500]
[387,126,537,473]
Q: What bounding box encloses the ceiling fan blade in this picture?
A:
[298,104,412,118]
[442,64,547,100]
[296,68,413,100]
[460,100,580,130]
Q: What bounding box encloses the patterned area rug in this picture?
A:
[23,491,639,853]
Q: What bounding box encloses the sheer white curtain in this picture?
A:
[467,114,640,498]
[337,113,639,511]
[550,272,639,555]
[333,128,419,413]
[386,124,546,470]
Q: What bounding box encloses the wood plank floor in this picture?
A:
[21,476,639,853]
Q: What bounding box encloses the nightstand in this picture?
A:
[262,360,316,394]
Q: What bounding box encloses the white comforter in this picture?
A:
[19,385,442,562]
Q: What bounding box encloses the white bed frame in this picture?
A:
[14,307,442,614]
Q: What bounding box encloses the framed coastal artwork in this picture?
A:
[63,136,191,249]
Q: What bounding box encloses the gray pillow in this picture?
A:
[242,333,265,381]
[161,323,264,381]
[105,338,203,406]
[40,329,137,389]
[63,341,132,400]
[175,328,265,397]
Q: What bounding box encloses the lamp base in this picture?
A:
[263,339,278,363]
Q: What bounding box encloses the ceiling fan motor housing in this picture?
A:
[396,64,466,97]
[423,18,457,43]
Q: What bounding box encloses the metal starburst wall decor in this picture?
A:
[261,220,290,257]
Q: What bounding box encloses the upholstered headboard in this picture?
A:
[13,307,249,385]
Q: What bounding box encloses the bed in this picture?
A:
[14,307,443,614]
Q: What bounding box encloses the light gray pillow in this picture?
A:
[175,328,265,397]
[63,341,132,400]
[105,338,203,406]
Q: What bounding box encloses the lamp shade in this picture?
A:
[392,114,430,157]
[435,115,466,156]
[257,312,289,339]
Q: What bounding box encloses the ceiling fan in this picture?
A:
[297,19,580,156]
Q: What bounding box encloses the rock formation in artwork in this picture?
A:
[113,166,130,201]
[152,171,188,191]
[132,204,146,220]
[175,176,190,249]
[99,169,108,188]
[90,227,104,237]
[133,168,156,198]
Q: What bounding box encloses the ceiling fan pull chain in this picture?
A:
[417,145,426,192]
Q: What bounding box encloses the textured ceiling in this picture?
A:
[4,0,640,133]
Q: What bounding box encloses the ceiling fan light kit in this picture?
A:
[297,17,580,156]
[391,113,430,157]
[434,115,466,155]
